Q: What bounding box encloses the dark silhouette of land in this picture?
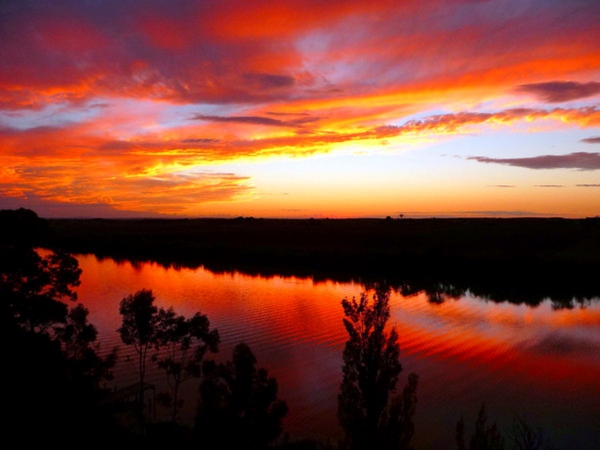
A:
[45,216,600,272]
[46,216,600,303]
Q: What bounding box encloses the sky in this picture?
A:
[1,0,599,219]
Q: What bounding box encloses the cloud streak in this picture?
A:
[192,114,319,128]
[516,81,600,103]
[468,153,600,171]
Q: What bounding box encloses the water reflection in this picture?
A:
[74,254,600,449]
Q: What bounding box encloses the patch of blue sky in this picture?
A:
[436,128,597,159]
[0,101,107,130]
[152,102,264,131]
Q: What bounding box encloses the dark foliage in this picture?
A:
[457,404,505,450]
[1,209,119,444]
[338,287,418,450]
[195,342,288,449]
[154,306,220,422]
[118,288,159,392]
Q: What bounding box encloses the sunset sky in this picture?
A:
[1,0,599,218]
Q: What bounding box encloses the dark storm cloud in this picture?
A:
[468,152,600,171]
[516,81,600,103]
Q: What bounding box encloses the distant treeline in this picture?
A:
[44,216,600,301]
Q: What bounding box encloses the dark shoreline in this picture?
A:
[46,217,600,303]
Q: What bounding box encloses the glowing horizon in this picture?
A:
[1,0,599,218]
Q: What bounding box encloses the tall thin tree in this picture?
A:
[118,288,159,427]
[154,307,220,422]
[338,286,418,450]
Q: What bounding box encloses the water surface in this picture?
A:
[74,254,600,448]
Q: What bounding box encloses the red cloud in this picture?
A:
[1,0,598,110]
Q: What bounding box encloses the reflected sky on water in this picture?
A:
[74,254,600,449]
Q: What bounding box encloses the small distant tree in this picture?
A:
[195,342,288,449]
[154,307,220,422]
[338,286,418,450]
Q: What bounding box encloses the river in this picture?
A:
[73,253,600,449]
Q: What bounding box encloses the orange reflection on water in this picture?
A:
[73,254,600,445]
[388,291,600,393]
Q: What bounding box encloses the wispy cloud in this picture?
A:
[193,115,289,127]
[468,152,600,171]
[242,73,295,90]
[377,107,600,137]
[516,81,600,103]
[181,138,221,144]
[460,210,551,218]
[581,136,600,144]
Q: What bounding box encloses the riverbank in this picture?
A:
[47,216,600,292]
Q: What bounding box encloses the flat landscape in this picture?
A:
[48,217,600,292]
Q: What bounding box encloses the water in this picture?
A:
[73,254,600,449]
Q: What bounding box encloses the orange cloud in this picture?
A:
[1,1,600,216]
[2,0,598,109]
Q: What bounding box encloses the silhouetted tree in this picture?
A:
[195,342,288,449]
[2,208,117,443]
[380,372,418,450]
[2,245,81,333]
[118,288,160,426]
[154,306,220,422]
[508,415,547,450]
[56,303,117,390]
[457,403,505,450]
[337,286,418,450]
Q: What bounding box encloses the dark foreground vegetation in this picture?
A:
[2,208,596,448]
